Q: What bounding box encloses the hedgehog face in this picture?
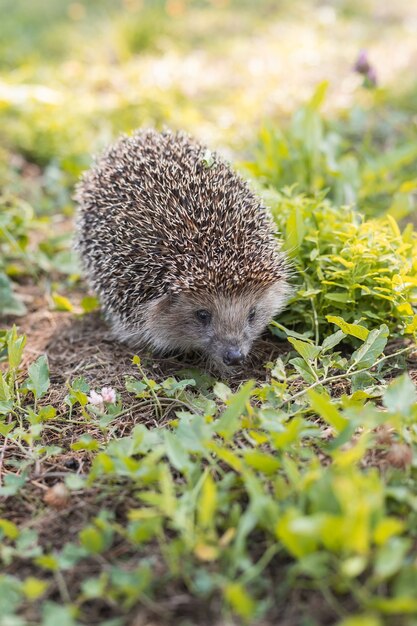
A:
[143,281,288,368]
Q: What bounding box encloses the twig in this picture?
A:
[54,570,72,604]
[0,434,9,486]
[311,297,319,346]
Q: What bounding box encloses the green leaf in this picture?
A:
[37,405,57,421]
[351,371,377,392]
[26,354,50,400]
[224,582,256,620]
[0,519,19,540]
[271,417,304,449]
[208,443,243,472]
[374,518,404,546]
[383,374,417,414]
[0,421,16,436]
[324,292,350,303]
[351,325,389,369]
[213,381,231,402]
[242,450,280,474]
[164,430,191,473]
[127,519,161,545]
[216,381,254,439]
[7,327,26,370]
[326,315,369,341]
[276,508,321,557]
[0,373,11,402]
[288,337,321,362]
[285,202,305,252]
[198,472,217,528]
[289,357,316,384]
[81,295,99,313]
[52,292,74,312]
[125,377,147,396]
[161,377,195,396]
[0,574,22,616]
[0,473,26,497]
[0,273,27,316]
[22,577,48,600]
[374,537,411,580]
[270,357,287,380]
[90,453,115,475]
[271,320,314,342]
[71,435,100,452]
[308,389,349,433]
[158,464,176,516]
[321,329,346,352]
[81,575,107,599]
[0,400,13,415]
[337,616,382,626]
[71,377,90,393]
[65,474,86,490]
[64,377,89,407]
[42,601,80,626]
[309,79,328,109]
[35,554,59,571]
[79,524,112,554]
[368,596,417,614]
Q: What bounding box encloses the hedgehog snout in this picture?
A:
[222,347,245,366]
[207,334,252,368]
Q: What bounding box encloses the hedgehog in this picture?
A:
[75,129,290,369]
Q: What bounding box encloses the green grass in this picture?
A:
[1,1,417,624]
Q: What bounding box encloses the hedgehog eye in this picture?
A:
[248,307,256,323]
[195,309,212,325]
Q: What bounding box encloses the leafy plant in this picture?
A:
[1,326,417,624]
[244,83,417,217]
[0,195,36,316]
[265,188,417,340]
[0,192,80,318]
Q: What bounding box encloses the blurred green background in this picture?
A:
[1,0,417,209]
[1,0,417,318]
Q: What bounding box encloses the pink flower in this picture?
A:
[88,390,104,408]
[101,386,116,404]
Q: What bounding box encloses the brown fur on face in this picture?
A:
[112,281,289,368]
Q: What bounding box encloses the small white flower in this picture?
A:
[101,386,116,404]
[88,390,104,407]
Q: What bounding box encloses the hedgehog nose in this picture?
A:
[223,347,244,366]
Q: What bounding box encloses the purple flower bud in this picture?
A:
[354,49,371,75]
